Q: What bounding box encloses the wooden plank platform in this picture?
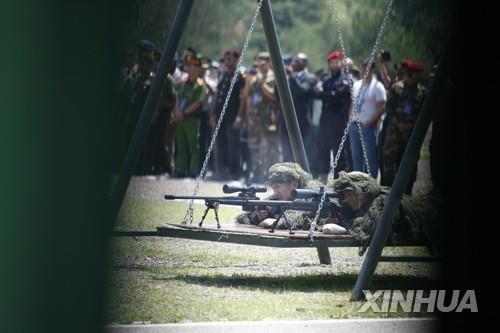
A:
[157,223,361,248]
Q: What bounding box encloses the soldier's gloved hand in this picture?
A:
[256,209,268,221]
[258,218,275,229]
[321,223,347,235]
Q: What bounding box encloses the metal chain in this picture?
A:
[182,0,264,224]
[331,0,371,178]
[308,0,394,240]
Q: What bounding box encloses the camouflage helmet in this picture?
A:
[267,162,312,188]
[328,171,381,210]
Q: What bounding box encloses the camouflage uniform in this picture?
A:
[235,163,322,229]
[328,171,442,255]
[247,69,280,182]
[381,81,427,192]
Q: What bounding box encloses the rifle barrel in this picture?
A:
[164,195,260,201]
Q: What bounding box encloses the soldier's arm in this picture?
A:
[240,76,252,120]
[328,81,350,103]
[289,73,314,97]
[313,79,327,99]
[233,76,247,128]
[261,80,276,102]
[183,101,202,115]
[209,89,219,128]
[182,83,204,116]
[378,54,392,89]
[350,195,386,254]
[385,82,403,112]
[363,84,387,127]
[363,101,386,128]
[348,103,353,118]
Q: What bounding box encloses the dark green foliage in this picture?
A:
[124,0,454,73]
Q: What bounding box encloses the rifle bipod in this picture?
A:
[269,210,295,235]
[199,200,221,228]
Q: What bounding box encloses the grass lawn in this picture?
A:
[106,194,441,324]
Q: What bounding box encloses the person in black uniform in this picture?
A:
[314,50,351,181]
[209,50,247,180]
[279,53,317,163]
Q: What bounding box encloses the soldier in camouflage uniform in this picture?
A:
[246,52,281,183]
[235,162,324,229]
[381,61,427,194]
[327,171,442,255]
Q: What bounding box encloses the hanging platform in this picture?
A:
[157,223,360,247]
[155,223,429,249]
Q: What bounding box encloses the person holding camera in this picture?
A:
[378,50,392,89]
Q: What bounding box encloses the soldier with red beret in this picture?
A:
[381,60,427,193]
[313,50,352,181]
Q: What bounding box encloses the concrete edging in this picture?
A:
[107,317,439,333]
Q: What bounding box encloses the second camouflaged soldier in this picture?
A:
[327,171,442,254]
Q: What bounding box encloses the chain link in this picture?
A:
[308,0,394,240]
[332,0,371,178]
[182,0,264,224]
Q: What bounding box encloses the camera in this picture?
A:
[381,50,391,62]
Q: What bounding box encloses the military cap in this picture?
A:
[256,51,271,65]
[199,55,211,69]
[267,162,312,187]
[184,54,201,66]
[329,171,381,196]
[282,54,293,66]
[224,50,240,59]
[326,50,344,62]
[138,39,155,52]
[293,53,309,66]
[296,52,308,62]
[406,60,425,72]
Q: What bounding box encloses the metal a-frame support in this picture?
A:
[260,0,332,265]
[108,0,332,265]
[107,0,194,230]
[351,42,452,301]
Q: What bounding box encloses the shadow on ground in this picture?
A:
[153,272,442,293]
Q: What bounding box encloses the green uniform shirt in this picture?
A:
[177,77,205,117]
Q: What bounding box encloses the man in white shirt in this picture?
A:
[349,58,387,179]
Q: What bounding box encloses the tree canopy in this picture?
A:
[119,0,455,75]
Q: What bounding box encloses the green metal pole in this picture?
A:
[260,0,331,265]
[107,0,194,231]
[259,0,310,172]
[351,46,450,301]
